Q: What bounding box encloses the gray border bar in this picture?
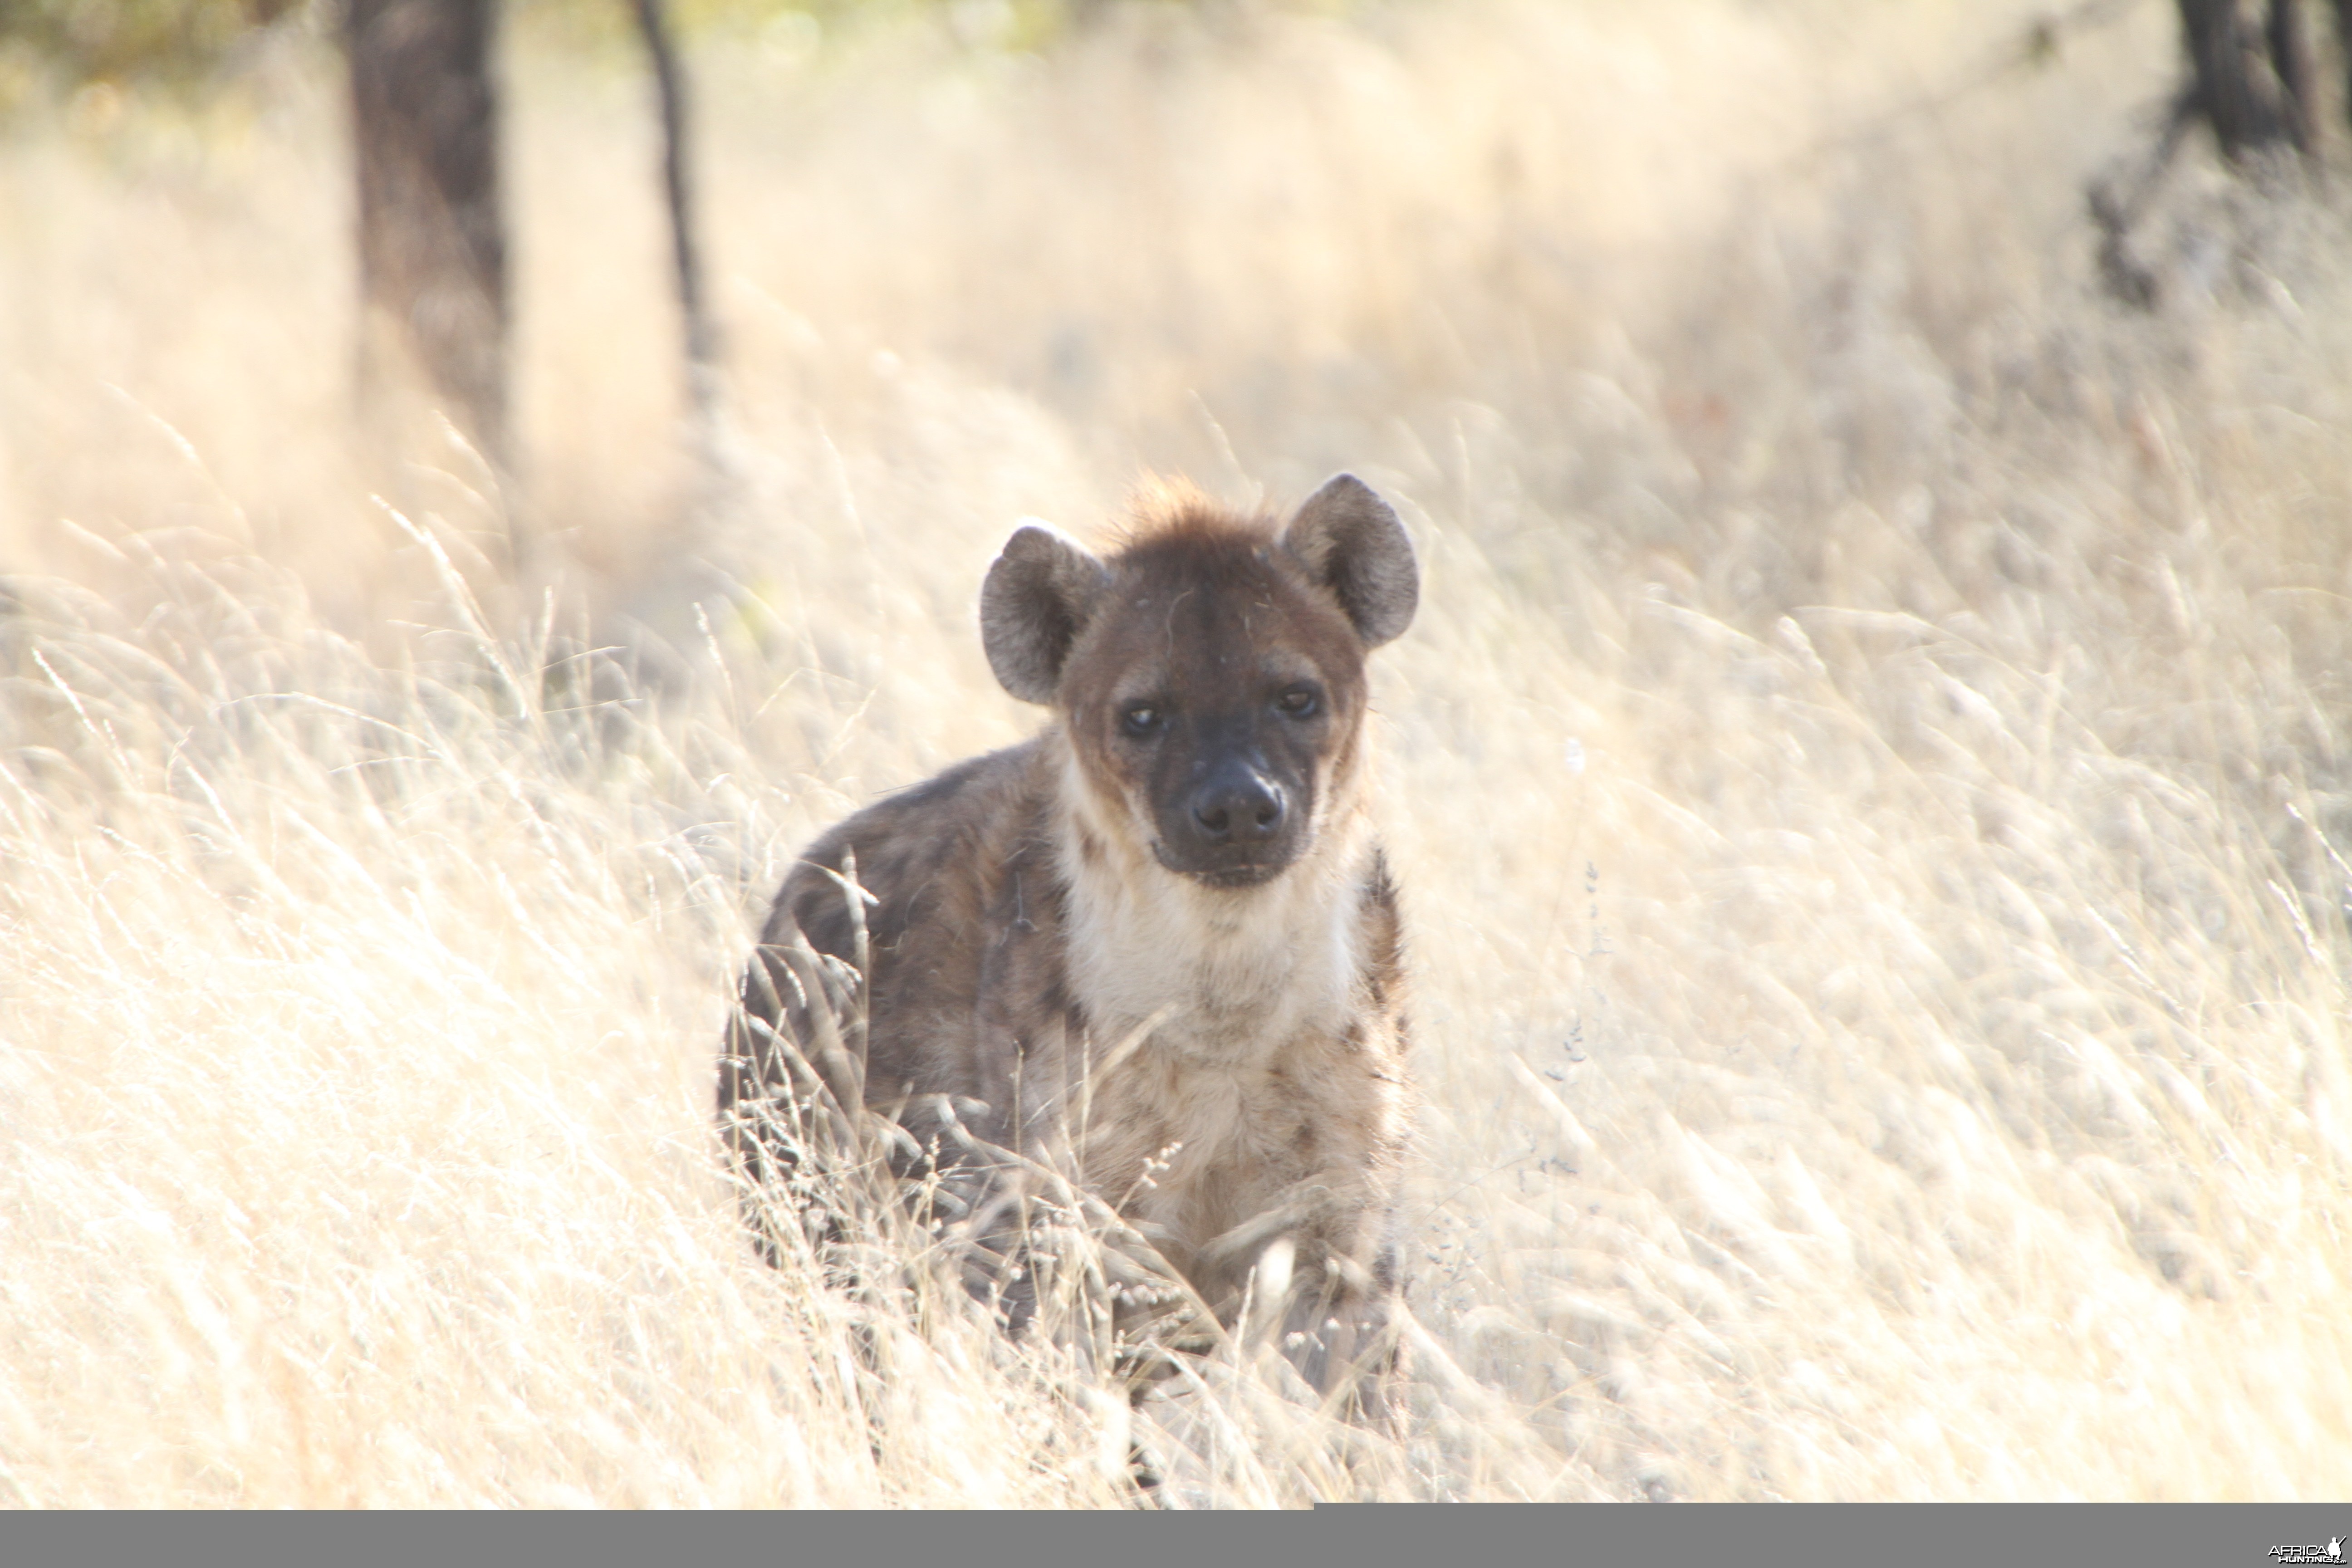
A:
[6,1503,2348,1568]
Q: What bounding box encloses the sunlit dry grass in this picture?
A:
[3,0,2351,1504]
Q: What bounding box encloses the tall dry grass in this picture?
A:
[3,0,2351,1504]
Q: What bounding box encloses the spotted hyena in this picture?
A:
[720,474,1418,1399]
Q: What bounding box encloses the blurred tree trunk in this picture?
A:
[2092,0,2345,310]
[2336,0,2352,139]
[630,0,719,445]
[347,0,509,474]
[2265,0,2319,152]
[2173,0,2317,160]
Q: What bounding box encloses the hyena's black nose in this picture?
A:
[1191,769,1286,843]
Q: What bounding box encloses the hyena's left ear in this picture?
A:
[1282,474,1419,649]
[981,522,1112,704]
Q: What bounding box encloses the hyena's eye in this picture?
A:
[1274,684,1322,720]
[1120,702,1167,738]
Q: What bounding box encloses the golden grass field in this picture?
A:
[4,0,2352,1505]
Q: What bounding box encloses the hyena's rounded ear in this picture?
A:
[981,523,1112,705]
[1281,474,1419,648]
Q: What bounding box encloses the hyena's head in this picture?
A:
[981,475,1417,889]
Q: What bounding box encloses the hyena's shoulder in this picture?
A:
[759,738,1052,970]
[742,738,1068,1124]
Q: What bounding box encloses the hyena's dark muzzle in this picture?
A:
[1151,714,1313,888]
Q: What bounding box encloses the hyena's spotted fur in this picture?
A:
[720,474,1418,1400]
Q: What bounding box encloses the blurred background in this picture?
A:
[3,0,2351,1506]
[16,0,2345,642]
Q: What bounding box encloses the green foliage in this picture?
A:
[510,0,1083,65]
[0,0,300,88]
[0,0,1141,107]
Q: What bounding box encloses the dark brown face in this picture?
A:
[1062,540,1369,888]
[978,475,1418,888]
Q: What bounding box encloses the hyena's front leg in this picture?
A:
[1275,1228,1405,1427]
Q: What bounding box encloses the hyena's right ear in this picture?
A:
[1283,474,1419,649]
[980,523,1112,705]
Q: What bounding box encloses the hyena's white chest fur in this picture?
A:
[1055,800,1396,1272]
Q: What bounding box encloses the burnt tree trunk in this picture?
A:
[348,0,509,471]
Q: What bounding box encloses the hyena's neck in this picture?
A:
[1048,735,1372,1063]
